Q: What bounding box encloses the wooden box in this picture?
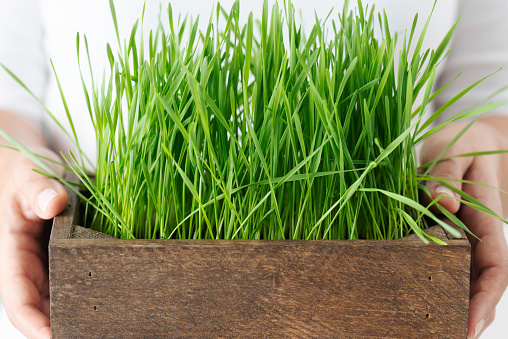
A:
[49,183,471,338]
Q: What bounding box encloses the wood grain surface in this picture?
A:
[49,176,471,338]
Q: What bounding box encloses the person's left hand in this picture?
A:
[421,116,508,338]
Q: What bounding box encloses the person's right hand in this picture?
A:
[0,145,68,339]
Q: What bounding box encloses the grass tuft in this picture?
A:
[2,0,507,241]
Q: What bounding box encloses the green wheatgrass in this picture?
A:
[1,0,506,241]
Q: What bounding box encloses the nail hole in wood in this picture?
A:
[89,272,92,277]
[428,276,432,281]
[94,306,97,311]
[426,313,430,319]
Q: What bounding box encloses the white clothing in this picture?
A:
[1,0,507,160]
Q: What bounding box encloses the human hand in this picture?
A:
[0,146,68,339]
[421,116,508,338]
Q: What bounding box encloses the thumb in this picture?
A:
[33,184,68,220]
[424,156,473,214]
[15,157,69,220]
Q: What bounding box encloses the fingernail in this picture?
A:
[474,319,485,338]
[38,188,59,213]
[435,186,455,198]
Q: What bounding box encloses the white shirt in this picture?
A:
[1,0,508,161]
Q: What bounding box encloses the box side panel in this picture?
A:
[49,173,80,240]
[50,242,470,338]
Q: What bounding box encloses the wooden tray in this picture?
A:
[49,180,471,338]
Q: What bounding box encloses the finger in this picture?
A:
[13,151,68,220]
[0,233,51,339]
[41,295,50,318]
[1,267,50,339]
[9,303,51,339]
[478,311,495,338]
[468,265,506,338]
[424,156,472,214]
